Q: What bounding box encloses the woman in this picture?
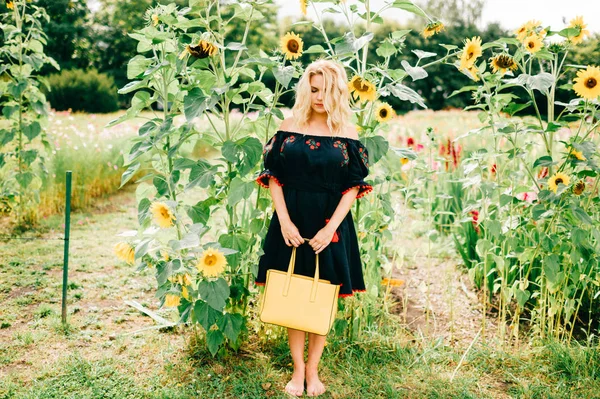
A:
[254,59,373,397]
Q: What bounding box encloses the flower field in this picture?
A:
[2,0,600,397]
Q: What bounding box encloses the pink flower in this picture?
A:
[517,191,537,203]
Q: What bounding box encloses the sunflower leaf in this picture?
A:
[570,205,593,225]
[533,156,555,168]
[216,313,244,343]
[206,329,224,356]
[527,72,554,93]
[272,65,294,89]
[390,0,427,18]
[543,254,560,284]
[193,300,220,331]
[401,60,427,81]
[198,279,230,312]
[412,50,436,59]
[120,161,140,188]
[383,82,426,108]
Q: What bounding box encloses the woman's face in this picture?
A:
[310,74,327,114]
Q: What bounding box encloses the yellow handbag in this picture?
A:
[259,238,340,336]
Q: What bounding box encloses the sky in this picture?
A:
[275,0,600,36]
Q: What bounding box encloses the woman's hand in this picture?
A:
[309,226,335,254]
[281,220,304,247]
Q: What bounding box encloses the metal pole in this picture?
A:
[61,171,72,325]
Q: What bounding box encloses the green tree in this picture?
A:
[34,0,91,71]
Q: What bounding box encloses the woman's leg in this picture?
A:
[286,328,306,396]
[306,333,327,396]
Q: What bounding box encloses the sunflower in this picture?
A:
[375,102,395,123]
[187,40,218,59]
[400,157,409,165]
[348,75,377,103]
[573,66,600,100]
[548,172,570,193]
[573,180,585,195]
[459,36,482,71]
[422,21,444,39]
[160,250,170,261]
[151,14,159,26]
[570,149,586,161]
[514,20,541,42]
[489,54,518,75]
[381,277,405,287]
[568,16,590,45]
[465,64,480,82]
[280,31,303,60]
[114,242,135,265]
[196,247,227,277]
[164,293,181,307]
[6,1,13,9]
[150,201,176,228]
[181,286,191,300]
[299,0,307,16]
[523,33,543,54]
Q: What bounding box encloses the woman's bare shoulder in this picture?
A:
[344,125,359,140]
[279,117,297,131]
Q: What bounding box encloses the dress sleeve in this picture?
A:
[255,132,285,188]
[341,139,373,199]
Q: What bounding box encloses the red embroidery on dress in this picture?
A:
[333,140,349,167]
[305,138,321,150]
[325,218,339,242]
[263,136,275,156]
[358,145,369,167]
[281,135,296,152]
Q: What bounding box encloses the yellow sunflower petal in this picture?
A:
[164,293,181,307]
[150,201,176,228]
[196,247,227,277]
[375,102,395,123]
[568,16,590,45]
[348,75,377,103]
[524,33,543,54]
[573,66,600,100]
[280,31,304,60]
[547,172,570,193]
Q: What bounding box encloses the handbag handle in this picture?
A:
[283,238,321,302]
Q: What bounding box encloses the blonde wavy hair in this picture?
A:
[291,59,352,137]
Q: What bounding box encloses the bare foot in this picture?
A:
[305,365,326,397]
[285,365,305,397]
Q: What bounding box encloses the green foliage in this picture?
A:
[44,69,119,113]
[0,0,59,229]
[446,21,600,340]
[34,0,91,71]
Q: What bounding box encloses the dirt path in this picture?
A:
[386,207,499,347]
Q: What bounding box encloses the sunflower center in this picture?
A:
[496,55,514,68]
[380,109,388,117]
[160,209,170,218]
[205,255,216,266]
[555,178,563,184]
[467,51,474,60]
[287,40,299,53]
[528,41,535,49]
[353,78,367,92]
[586,77,597,88]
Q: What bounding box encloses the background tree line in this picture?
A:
[3,0,599,114]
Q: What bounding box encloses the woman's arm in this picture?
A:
[269,177,304,247]
[308,187,360,254]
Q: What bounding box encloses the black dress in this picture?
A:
[254,130,373,297]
